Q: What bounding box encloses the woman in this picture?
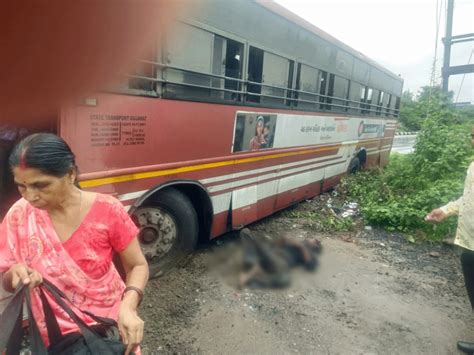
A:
[249,116,266,150]
[0,133,148,354]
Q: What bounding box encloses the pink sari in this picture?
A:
[0,194,138,346]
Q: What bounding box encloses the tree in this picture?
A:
[398,90,419,131]
[398,86,472,131]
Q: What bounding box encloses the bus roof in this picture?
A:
[255,0,403,84]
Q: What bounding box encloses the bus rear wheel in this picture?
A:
[133,188,199,277]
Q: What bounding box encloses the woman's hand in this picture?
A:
[3,263,43,292]
[118,303,144,355]
[425,208,448,223]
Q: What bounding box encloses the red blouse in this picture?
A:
[62,194,138,279]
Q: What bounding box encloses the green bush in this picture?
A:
[342,89,473,240]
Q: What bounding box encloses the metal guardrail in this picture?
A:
[395,131,418,135]
[125,59,400,117]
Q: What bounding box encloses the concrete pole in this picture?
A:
[442,0,454,92]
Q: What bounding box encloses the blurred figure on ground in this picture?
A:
[239,228,322,289]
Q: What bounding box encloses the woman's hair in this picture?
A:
[255,116,264,135]
[9,133,78,180]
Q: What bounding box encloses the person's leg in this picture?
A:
[461,250,474,310]
[457,250,474,353]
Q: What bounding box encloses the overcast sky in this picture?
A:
[275,0,473,103]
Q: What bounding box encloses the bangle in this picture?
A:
[122,286,144,307]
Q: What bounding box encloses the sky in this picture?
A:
[275,0,474,103]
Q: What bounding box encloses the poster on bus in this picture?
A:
[232,111,386,153]
[232,113,277,152]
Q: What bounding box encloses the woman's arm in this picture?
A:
[2,263,43,292]
[117,238,149,355]
[119,238,148,308]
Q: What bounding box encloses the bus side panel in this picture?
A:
[61,94,397,240]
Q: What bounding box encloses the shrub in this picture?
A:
[342,92,473,240]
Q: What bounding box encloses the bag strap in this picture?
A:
[24,285,48,355]
[81,310,118,327]
[5,304,23,355]
[41,279,117,354]
[39,287,63,345]
[0,283,26,352]
[0,282,50,355]
[42,278,118,328]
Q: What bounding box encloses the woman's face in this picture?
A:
[256,120,264,135]
[12,166,75,210]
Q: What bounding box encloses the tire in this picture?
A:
[133,188,199,277]
[348,157,361,174]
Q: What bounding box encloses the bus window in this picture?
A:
[286,61,295,107]
[209,35,245,101]
[295,63,320,110]
[386,94,392,116]
[163,23,215,99]
[360,86,367,114]
[394,96,401,117]
[376,91,384,116]
[371,89,379,114]
[162,23,244,102]
[318,71,328,109]
[209,35,229,100]
[332,75,349,112]
[128,43,156,93]
[246,46,264,103]
[366,88,373,114]
[345,81,351,112]
[261,51,292,107]
[224,39,244,101]
[325,73,335,110]
[347,82,361,114]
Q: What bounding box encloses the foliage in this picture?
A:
[398,91,421,131]
[398,86,473,131]
[342,87,473,240]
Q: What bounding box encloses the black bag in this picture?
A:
[0,279,127,355]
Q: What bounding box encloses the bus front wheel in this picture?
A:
[348,157,361,174]
[133,188,199,276]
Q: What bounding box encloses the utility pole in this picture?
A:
[441,0,474,93]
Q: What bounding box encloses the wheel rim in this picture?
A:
[133,207,178,261]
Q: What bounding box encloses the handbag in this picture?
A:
[0,278,128,355]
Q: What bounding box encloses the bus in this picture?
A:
[0,0,402,272]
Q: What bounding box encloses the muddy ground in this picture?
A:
[140,193,474,355]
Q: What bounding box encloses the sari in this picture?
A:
[0,194,138,346]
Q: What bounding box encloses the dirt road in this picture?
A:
[140,199,474,354]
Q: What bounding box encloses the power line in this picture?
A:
[430,0,443,88]
[455,48,474,103]
[428,0,444,117]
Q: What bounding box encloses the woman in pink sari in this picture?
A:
[249,116,266,151]
[0,133,148,354]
